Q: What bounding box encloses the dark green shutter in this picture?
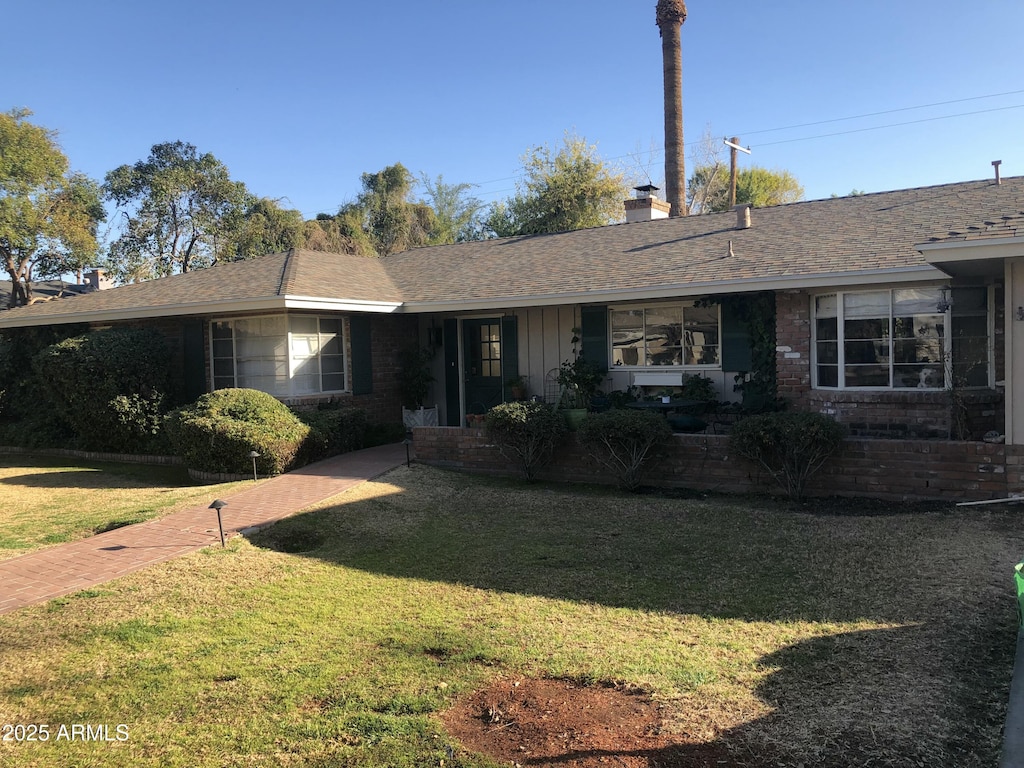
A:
[500,315,519,401]
[443,319,460,425]
[182,319,207,401]
[579,305,609,370]
[350,315,373,395]
[721,301,753,371]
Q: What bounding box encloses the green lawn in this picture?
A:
[0,462,1019,767]
[0,455,256,559]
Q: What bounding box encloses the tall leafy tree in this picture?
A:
[301,211,375,255]
[104,141,250,280]
[338,163,436,257]
[0,109,104,307]
[224,197,306,259]
[419,174,485,244]
[485,133,629,237]
[688,164,804,214]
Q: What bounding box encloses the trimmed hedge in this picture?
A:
[577,408,672,491]
[485,401,566,481]
[293,405,368,463]
[729,411,846,500]
[32,327,174,453]
[167,389,310,476]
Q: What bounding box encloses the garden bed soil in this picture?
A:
[441,676,739,767]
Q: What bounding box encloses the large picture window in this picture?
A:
[211,314,346,397]
[812,287,991,389]
[610,303,720,367]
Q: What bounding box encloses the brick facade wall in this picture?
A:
[413,427,1020,502]
[773,291,1005,440]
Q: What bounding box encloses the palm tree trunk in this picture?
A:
[656,0,688,217]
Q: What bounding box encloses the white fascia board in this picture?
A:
[281,295,404,313]
[401,265,947,312]
[0,297,284,329]
[0,295,405,329]
[919,237,1024,263]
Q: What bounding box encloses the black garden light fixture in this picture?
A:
[209,499,228,547]
[249,451,260,482]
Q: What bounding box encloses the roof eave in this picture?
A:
[0,295,405,329]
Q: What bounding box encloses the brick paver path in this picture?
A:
[0,443,407,616]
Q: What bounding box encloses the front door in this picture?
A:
[463,318,504,415]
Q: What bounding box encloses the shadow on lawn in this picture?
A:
[249,470,1005,626]
[0,466,191,490]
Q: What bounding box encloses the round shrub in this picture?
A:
[485,401,567,481]
[729,411,846,500]
[32,327,174,452]
[167,389,311,476]
[576,408,672,491]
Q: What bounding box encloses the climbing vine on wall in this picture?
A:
[698,292,778,409]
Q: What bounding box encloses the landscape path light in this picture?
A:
[249,451,260,482]
[209,499,228,547]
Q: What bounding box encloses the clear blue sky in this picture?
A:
[7,1,1024,221]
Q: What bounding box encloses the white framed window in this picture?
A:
[610,302,720,367]
[210,314,347,397]
[812,286,992,390]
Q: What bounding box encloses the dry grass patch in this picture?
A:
[0,464,1019,767]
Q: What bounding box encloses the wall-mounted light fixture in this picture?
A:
[936,287,952,313]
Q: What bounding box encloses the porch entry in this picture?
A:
[442,316,518,426]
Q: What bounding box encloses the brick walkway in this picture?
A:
[0,443,407,616]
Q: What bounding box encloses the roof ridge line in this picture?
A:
[277,249,299,296]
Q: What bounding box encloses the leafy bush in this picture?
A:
[576,409,673,491]
[32,327,175,452]
[293,405,367,463]
[679,374,717,403]
[167,389,310,476]
[729,412,846,500]
[485,401,566,481]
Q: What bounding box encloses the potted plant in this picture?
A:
[507,375,528,401]
[398,344,438,428]
[556,351,606,431]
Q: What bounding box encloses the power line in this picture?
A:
[736,88,1024,138]
[754,103,1024,148]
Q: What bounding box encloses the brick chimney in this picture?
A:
[85,269,113,291]
[624,185,672,223]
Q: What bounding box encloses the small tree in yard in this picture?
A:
[485,401,566,481]
[576,409,672,492]
[729,412,846,500]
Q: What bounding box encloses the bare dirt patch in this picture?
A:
[441,676,736,767]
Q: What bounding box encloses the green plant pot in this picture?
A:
[562,408,588,431]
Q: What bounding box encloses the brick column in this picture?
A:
[775,291,811,408]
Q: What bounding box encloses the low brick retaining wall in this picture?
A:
[412,427,1024,502]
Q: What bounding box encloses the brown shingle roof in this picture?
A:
[382,176,1024,304]
[0,177,1022,327]
[0,250,402,325]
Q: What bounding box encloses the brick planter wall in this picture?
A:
[413,427,1020,502]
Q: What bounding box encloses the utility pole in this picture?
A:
[723,137,752,208]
